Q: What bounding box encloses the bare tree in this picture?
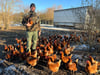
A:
[0,0,22,29]
[80,0,100,51]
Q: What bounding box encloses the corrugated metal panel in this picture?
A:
[54,6,88,24]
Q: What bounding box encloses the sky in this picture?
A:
[22,0,83,11]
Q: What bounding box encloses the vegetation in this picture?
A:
[81,0,100,51]
[0,0,62,29]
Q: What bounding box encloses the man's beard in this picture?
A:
[31,9,35,12]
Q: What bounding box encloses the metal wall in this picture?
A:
[53,6,89,27]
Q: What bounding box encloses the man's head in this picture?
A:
[30,3,36,12]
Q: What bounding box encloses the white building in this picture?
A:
[53,6,95,29]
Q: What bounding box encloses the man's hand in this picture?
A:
[26,23,32,27]
[38,31,41,36]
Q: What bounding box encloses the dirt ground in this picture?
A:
[0,27,100,75]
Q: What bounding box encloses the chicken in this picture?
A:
[48,45,54,55]
[6,46,10,52]
[89,56,100,66]
[31,50,37,58]
[20,45,24,54]
[38,49,44,59]
[28,18,34,25]
[26,56,40,67]
[48,58,61,73]
[66,58,78,74]
[44,50,49,57]
[57,43,62,51]
[48,54,57,62]
[43,47,50,60]
[44,47,49,56]
[12,50,16,56]
[53,40,57,50]
[36,46,40,50]
[23,42,27,46]
[11,48,20,58]
[5,53,11,59]
[4,45,8,51]
[64,46,75,55]
[14,48,20,56]
[60,51,72,63]
[89,56,97,64]
[85,60,98,74]
[40,44,45,48]
[16,38,21,44]
[64,48,71,55]
[61,39,67,48]
[8,45,12,51]
[43,38,48,45]
[26,51,31,57]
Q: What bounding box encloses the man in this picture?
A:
[22,3,41,53]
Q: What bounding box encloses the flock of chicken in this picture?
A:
[4,34,100,75]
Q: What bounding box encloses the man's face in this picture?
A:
[31,7,35,12]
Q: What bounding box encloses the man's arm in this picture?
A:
[22,18,26,26]
[22,13,30,26]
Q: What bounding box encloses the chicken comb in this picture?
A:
[15,38,18,40]
[68,57,71,59]
[86,60,89,63]
[89,56,92,58]
[47,43,50,46]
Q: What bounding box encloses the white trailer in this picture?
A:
[53,6,94,29]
